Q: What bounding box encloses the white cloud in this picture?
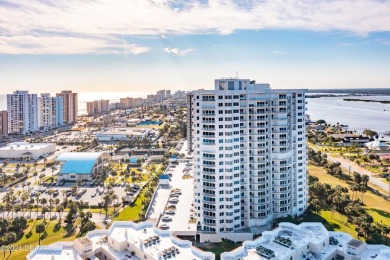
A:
[271,51,287,55]
[164,47,195,56]
[0,0,390,54]
[0,35,150,55]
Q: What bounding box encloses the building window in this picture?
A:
[228,81,234,90]
[219,81,226,90]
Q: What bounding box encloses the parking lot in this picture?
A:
[28,182,139,206]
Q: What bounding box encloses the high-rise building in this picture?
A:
[56,90,78,124]
[0,111,8,139]
[38,93,64,129]
[188,78,307,241]
[133,98,144,107]
[166,90,171,99]
[157,89,166,100]
[119,97,134,109]
[86,99,110,115]
[7,90,38,134]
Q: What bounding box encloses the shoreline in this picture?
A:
[343,98,390,104]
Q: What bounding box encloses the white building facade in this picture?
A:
[7,90,38,134]
[188,78,307,241]
[37,93,64,130]
[0,142,56,159]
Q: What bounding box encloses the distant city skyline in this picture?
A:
[1,0,390,93]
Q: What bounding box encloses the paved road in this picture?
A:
[313,145,389,193]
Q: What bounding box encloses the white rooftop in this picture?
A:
[221,223,390,260]
[26,243,85,260]
[0,142,55,151]
[98,127,150,136]
[108,221,213,260]
[27,222,214,260]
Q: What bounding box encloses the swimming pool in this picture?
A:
[137,120,163,126]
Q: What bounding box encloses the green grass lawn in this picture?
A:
[308,164,390,211]
[365,166,383,174]
[105,165,148,184]
[113,191,145,221]
[308,164,390,239]
[9,220,76,260]
[318,210,359,239]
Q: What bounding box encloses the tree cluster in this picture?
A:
[0,217,28,246]
[309,176,390,243]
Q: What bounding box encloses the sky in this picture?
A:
[1,0,390,96]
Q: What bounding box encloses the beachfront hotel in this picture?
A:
[38,93,64,130]
[187,78,307,242]
[7,90,38,134]
[87,99,110,115]
[0,110,8,140]
[56,90,78,124]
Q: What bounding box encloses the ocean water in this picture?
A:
[306,95,390,134]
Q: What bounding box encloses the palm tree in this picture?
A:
[309,198,321,214]
[40,198,47,218]
[4,232,17,255]
[353,172,362,185]
[0,167,4,186]
[27,203,34,218]
[56,205,64,222]
[26,164,31,176]
[20,192,29,212]
[350,184,360,201]
[362,174,369,187]
[35,223,45,245]
[102,194,111,217]
[360,185,367,204]
[48,198,54,220]
[33,160,38,173]
[332,195,342,212]
[112,194,119,213]
[35,192,41,213]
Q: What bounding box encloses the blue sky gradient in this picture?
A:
[0,0,389,94]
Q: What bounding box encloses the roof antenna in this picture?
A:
[236,71,239,79]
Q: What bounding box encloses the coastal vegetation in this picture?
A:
[0,199,97,259]
[305,149,390,244]
[307,121,389,184]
